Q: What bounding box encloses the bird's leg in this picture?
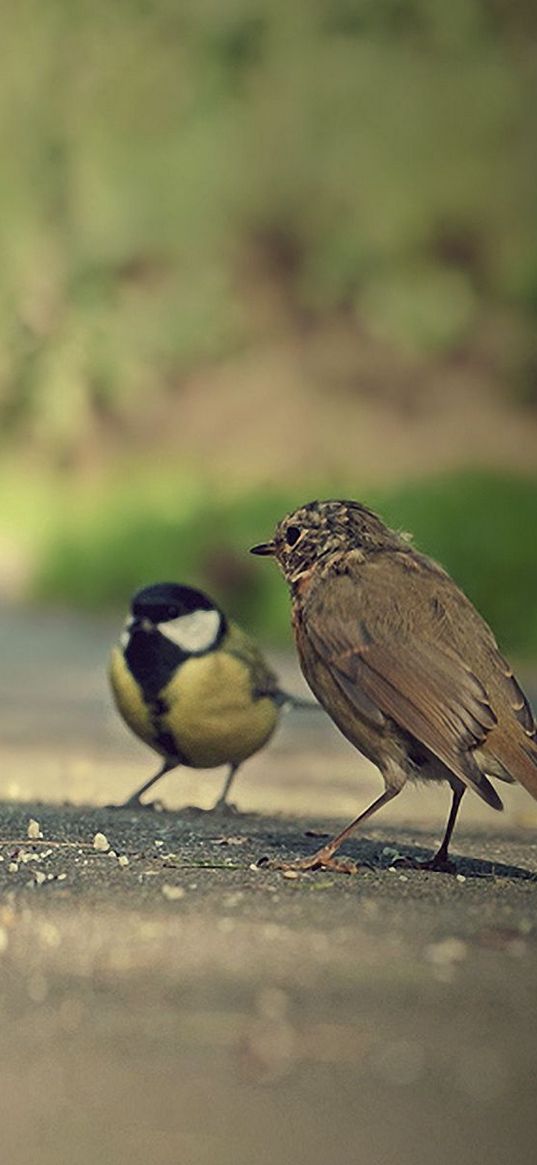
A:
[116,758,177,809]
[395,784,466,873]
[260,786,401,875]
[210,763,241,814]
[423,784,465,872]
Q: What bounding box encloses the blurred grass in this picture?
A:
[0,0,536,462]
[13,467,536,657]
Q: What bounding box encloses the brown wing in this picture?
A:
[483,648,537,797]
[304,564,503,807]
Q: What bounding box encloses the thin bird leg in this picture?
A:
[211,763,240,813]
[428,784,466,871]
[395,783,466,872]
[266,786,402,874]
[119,758,177,808]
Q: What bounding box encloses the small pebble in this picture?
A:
[117,855,129,868]
[93,832,110,853]
[8,862,19,874]
[456,874,466,884]
[34,870,47,886]
[282,870,300,881]
[27,819,43,840]
[161,884,185,901]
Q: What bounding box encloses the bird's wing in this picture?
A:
[304,564,502,807]
[482,646,537,798]
[224,622,282,702]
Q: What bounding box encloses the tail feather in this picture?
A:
[488,738,537,801]
[463,761,504,811]
[277,691,319,710]
[474,749,515,785]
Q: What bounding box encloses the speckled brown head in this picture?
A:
[250,499,404,586]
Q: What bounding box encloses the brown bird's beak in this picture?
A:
[250,541,276,556]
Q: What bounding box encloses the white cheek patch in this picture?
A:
[120,619,134,648]
[159,608,221,654]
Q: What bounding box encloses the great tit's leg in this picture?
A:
[118,758,177,809]
[259,786,401,875]
[395,784,465,873]
[211,763,240,814]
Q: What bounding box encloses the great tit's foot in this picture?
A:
[106,797,164,812]
[209,800,241,816]
[394,852,457,875]
[257,851,360,876]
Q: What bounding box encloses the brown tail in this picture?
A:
[489,737,537,801]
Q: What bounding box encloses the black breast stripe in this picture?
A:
[125,630,187,703]
[124,630,191,764]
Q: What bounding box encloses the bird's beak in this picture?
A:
[250,541,276,556]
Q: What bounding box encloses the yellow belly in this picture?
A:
[109,646,159,751]
[109,646,279,768]
[161,652,279,767]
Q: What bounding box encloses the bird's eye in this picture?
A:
[167,605,179,619]
[285,525,301,547]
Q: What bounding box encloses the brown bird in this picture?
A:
[251,499,537,873]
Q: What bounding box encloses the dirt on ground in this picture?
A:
[1,608,536,1165]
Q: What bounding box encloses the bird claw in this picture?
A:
[394,853,457,875]
[209,800,242,816]
[256,853,360,876]
[106,797,165,812]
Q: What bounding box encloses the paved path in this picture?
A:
[1,609,536,1165]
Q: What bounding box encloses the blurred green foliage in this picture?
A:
[0,0,536,461]
[30,469,537,657]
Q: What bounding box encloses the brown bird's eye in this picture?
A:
[285,525,301,546]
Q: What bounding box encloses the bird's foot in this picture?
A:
[209,800,242,816]
[394,852,457,875]
[257,851,360,875]
[106,797,165,812]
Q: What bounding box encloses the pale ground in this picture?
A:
[1,607,537,1165]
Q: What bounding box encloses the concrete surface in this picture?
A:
[1,607,536,1165]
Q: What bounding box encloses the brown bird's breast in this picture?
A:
[292,599,396,768]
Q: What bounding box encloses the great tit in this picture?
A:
[109,581,311,811]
